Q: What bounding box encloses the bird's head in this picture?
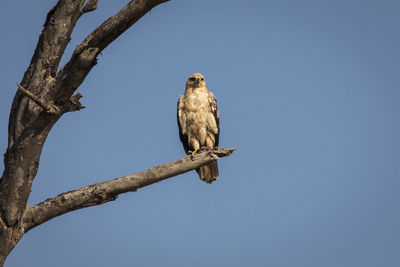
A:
[186,73,206,89]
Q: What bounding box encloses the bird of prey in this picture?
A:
[177,73,220,183]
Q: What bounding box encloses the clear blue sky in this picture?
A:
[1,0,399,266]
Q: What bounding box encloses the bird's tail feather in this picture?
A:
[196,162,219,184]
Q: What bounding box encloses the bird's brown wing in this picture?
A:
[208,91,220,147]
[177,95,190,154]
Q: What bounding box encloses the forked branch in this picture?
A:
[23,148,236,232]
[54,0,170,103]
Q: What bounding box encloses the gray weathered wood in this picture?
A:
[23,148,236,232]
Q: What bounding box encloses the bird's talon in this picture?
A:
[189,149,199,160]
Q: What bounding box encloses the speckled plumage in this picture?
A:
[177,73,220,183]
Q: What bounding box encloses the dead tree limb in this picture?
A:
[23,148,236,232]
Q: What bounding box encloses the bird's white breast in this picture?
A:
[180,89,214,146]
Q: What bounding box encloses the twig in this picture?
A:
[17,83,60,114]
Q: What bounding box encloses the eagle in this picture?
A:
[177,73,220,183]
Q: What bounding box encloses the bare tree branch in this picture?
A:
[54,0,169,103]
[23,148,236,232]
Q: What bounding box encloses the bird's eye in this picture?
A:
[189,77,196,82]
[200,78,204,81]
